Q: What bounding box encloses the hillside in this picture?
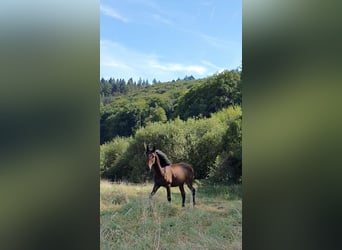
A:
[100,69,241,144]
[100,77,203,107]
[100,69,242,184]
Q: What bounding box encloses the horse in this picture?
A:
[145,145,196,207]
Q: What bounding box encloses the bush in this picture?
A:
[101,107,242,183]
[100,137,131,177]
[207,114,242,183]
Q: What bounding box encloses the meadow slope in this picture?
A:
[100,181,242,250]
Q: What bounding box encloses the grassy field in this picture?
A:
[100,180,242,250]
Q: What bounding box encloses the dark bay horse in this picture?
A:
[145,146,196,207]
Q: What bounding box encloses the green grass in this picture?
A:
[100,180,242,250]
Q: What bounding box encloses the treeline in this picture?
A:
[100,107,242,184]
[100,77,152,96]
[100,75,196,97]
[100,69,241,144]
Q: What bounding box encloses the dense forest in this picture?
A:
[100,69,242,184]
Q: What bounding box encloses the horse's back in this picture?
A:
[177,162,194,175]
[170,163,194,185]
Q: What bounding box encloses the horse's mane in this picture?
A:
[155,150,172,167]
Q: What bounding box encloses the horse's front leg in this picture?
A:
[166,185,171,203]
[150,184,160,199]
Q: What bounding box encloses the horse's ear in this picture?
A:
[152,146,156,152]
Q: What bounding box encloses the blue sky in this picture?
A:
[100,0,241,82]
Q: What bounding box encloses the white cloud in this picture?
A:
[149,61,206,74]
[102,60,132,71]
[100,4,129,23]
[100,40,209,81]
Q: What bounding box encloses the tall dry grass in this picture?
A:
[100,180,241,250]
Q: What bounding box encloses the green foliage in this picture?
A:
[101,107,242,183]
[100,78,201,144]
[175,69,241,120]
[100,137,131,176]
[145,106,167,124]
[100,103,147,144]
[100,70,242,183]
[208,110,242,183]
[100,69,242,144]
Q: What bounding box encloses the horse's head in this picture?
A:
[145,145,157,172]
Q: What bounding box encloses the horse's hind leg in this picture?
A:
[186,182,196,206]
[166,185,171,203]
[179,184,185,207]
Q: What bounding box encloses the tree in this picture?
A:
[127,78,133,85]
[175,70,241,120]
[145,107,167,123]
[137,78,142,86]
[100,81,111,96]
[184,75,195,80]
[119,79,127,94]
[100,104,147,143]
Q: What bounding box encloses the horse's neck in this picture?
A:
[155,150,170,167]
[154,155,164,175]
